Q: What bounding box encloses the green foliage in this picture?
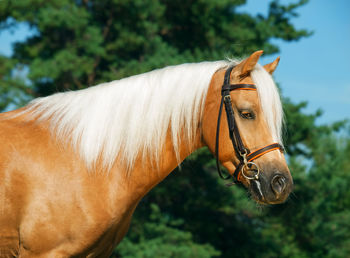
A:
[265,126,350,258]
[2,0,350,258]
[113,204,220,258]
[0,0,310,110]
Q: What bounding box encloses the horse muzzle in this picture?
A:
[248,168,293,204]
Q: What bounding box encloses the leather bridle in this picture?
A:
[215,66,284,184]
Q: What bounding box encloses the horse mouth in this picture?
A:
[249,179,265,202]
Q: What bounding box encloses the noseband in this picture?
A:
[215,66,284,184]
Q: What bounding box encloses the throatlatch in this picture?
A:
[215,66,284,184]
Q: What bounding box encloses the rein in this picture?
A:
[215,66,284,184]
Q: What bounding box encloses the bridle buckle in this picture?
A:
[223,94,231,102]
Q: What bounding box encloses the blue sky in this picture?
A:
[239,0,350,124]
[0,0,349,124]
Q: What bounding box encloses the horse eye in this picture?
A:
[240,111,255,120]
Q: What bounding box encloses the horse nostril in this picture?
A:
[271,175,286,196]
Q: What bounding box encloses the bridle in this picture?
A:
[215,66,284,184]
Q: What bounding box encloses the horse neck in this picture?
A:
[113,126,204,201]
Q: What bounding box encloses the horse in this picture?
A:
[0,50,293,257]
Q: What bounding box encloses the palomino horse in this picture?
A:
[0,51,293,257]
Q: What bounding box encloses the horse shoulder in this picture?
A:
[0,111,133,256]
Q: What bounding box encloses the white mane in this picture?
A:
[251,64,284,144]
[24,60,283,171]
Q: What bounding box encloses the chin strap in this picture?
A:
[215,66,284,184]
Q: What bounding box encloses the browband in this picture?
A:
[222,84,257,92]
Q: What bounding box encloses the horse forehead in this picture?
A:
[232,95,259,109]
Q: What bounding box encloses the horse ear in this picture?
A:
[264,56,280,75]
[238,50,263,76]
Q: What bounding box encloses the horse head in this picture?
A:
[202,51,293,204]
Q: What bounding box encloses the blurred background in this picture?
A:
[0,0,349,257]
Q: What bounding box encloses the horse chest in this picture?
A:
[17,204,133,257]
